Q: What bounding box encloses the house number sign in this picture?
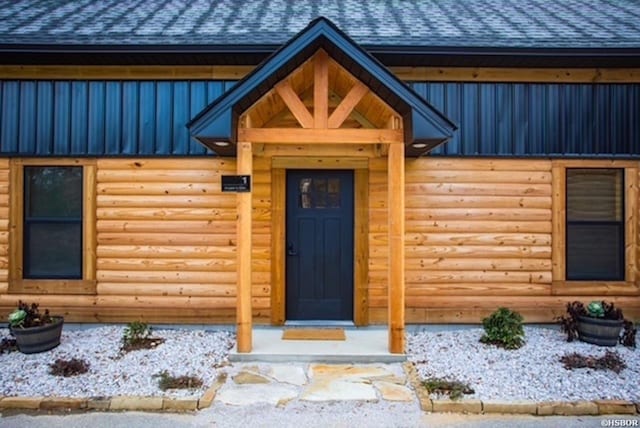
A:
[221,175,251,192]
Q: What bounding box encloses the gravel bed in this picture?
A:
[407,326,639,402]
[0,326,234,398]
[1,325,638,403]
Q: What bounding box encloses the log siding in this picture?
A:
[0,156,638,322]
[0,159,8,294]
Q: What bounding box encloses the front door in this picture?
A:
[286,170,354,321]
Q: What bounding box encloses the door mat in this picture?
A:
[282,328,346,341]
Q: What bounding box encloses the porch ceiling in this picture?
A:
[187,17,457,157]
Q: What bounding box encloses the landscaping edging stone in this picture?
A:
[0,365,638,415]
[0,376,226,413]
[404,362,640,416]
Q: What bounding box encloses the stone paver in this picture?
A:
[308,364,391,381]
[215,383,299,406]
[373,381,414,402]
[232,370,270,384]
[266,364,307,385]
[301,379,378,401]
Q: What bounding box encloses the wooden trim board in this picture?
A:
[282,328,346,341]
[2,65,639,83]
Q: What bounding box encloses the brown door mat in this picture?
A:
[282,328,346,341]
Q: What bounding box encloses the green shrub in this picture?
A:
[122,321,151,346]
[480,307,525,350]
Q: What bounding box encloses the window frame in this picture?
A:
[9,158,96,295]
[551,160,638,295]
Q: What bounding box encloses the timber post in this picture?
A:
[388,140,406,353]
[236,141,253,352]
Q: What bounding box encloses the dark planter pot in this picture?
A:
[577,315,623,347]
[10,316,64,354]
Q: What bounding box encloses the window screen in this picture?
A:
[566,169,624,280]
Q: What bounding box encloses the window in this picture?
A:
[9,159,96,294]
[299,177,341,209]
[566,168,624,280]
[24,166,83,279]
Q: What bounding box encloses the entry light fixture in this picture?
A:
[411,143,427,149]
[213,141,231,147]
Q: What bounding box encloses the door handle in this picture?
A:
[287,243,299,256]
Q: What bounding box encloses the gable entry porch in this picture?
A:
[188,18,456,355]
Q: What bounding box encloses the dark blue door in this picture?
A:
[286,170,354,321]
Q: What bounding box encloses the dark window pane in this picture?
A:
[566,168,624,281]
[25,167,82,217]
[566,224,624,280]
[328,178,340,208]
[24,222,82,278]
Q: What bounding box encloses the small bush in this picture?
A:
[422,377,474,400]
[122,321,151,345]
[49,358,90,377]
[121,322,165,353]
[480,307,525,350]
[560,350,627,374]
[155,370,203,391]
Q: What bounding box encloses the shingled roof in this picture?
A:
[1,0,639,66]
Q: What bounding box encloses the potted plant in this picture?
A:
[8,301,64,354]
[557,300,636,347]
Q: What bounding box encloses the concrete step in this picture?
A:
[230,328,406,363]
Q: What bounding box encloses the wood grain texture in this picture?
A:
[275,79,314,128]
[2,65,639,83]
[0,160,9,294]
[354,169,369,326]
[270,168,285,325]
[387,142,405,353]
[369,158,556,319]
[238,128,404,144]
[236,142,253,352]
[94,157,250,317]
[313,50,329,129]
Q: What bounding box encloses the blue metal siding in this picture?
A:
[0,80,231,156]
[0,79,637,157]
[413,82,640,157]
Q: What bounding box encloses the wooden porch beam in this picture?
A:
[388,143,405,354]
[275,80,314,128]
[314,50,329,128]
[237,128,403,144]
[328,81,369,128]
[236,141,253,352]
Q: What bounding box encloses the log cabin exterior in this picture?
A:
[0,1,639,352]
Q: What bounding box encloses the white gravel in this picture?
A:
[0,326,234,398]
[407,326,639,402]
[1,324,638,403]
